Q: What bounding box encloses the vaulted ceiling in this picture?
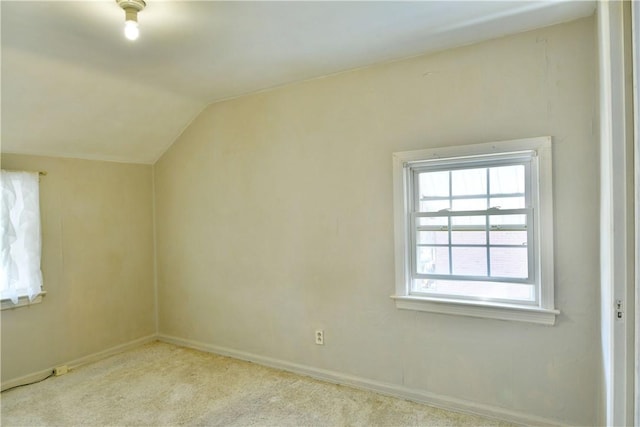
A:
[1,1,595,164]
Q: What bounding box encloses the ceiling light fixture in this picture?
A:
[116,0,146,41]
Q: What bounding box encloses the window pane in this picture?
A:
[412,279,534,302]
[452,168,486,196]
[419,199,450,212]
[417,247,449,274]
[417,231,448,245]
[489,214,526,228]
[452,215,485,227]
[451,230,486,245]
[452,198,487,211]
[489,196,525,209]
[489,230,527,246]
[490,247,528,278]
[419,171,449,197]
[490,165,525,195]
[451,247,487,276]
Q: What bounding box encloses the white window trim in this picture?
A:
[392,136,559,325]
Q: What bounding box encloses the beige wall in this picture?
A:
[155,17,599,425]
[0,154,155,382]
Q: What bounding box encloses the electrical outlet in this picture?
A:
[54,365,68,376]
[315,329,324,345]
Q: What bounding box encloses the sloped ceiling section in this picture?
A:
[1,1,595,164]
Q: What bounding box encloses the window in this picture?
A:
[1,170,45,309]
[392,137,558,325]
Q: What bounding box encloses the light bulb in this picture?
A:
[124,20,139,41]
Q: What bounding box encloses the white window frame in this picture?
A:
[392,137,559,325]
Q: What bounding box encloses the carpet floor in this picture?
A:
[1,341,514,426]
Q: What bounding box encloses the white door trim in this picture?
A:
[598,1,635,425]
[632,1,640,424]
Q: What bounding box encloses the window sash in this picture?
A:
[406,157,538,304]
[405,150,535,170]
[410,210,535,283]
[409,282,537,306]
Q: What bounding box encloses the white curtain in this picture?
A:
[1,170,43,303]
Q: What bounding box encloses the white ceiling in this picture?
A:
[1,1,595,164]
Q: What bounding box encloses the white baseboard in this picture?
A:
[1,334,157,391]
[158,334,564,427]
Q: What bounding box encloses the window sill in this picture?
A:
[390,295,559,325]
[1,292,46,311]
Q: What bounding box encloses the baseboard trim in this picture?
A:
[158,334,563,427]
[1,334,157,391]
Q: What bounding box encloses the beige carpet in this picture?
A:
[1,342,513,426]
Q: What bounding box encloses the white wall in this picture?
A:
[154,17,599,425]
